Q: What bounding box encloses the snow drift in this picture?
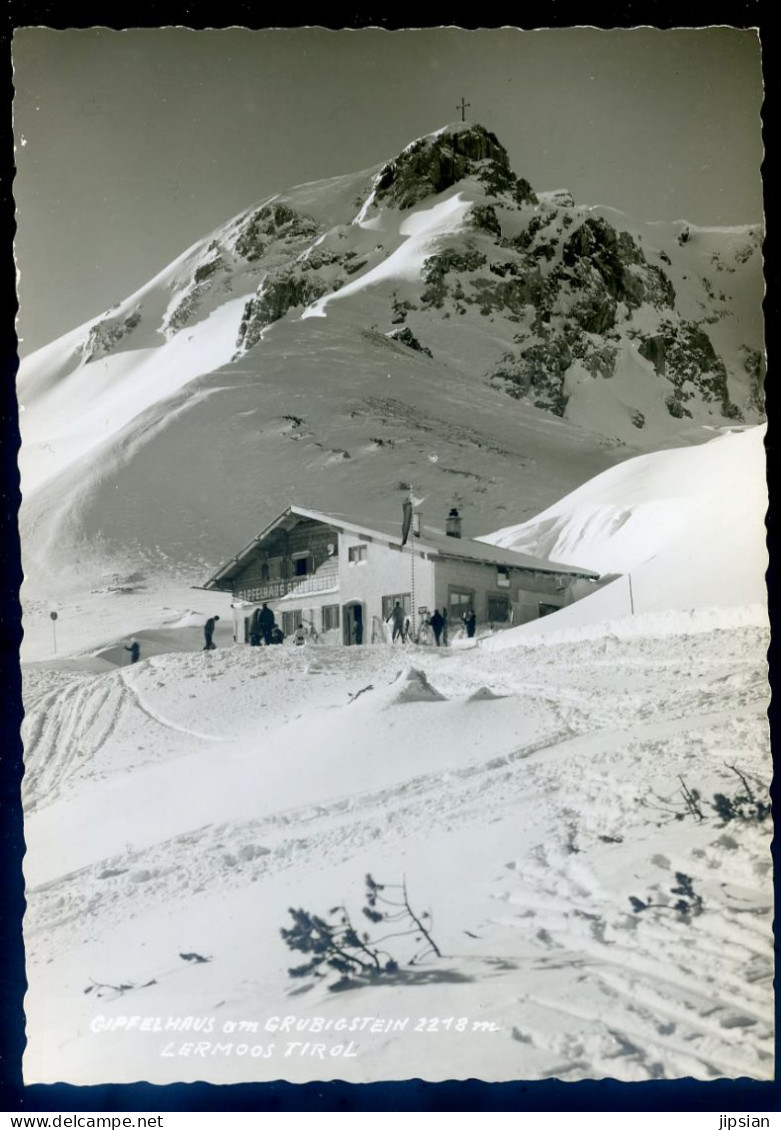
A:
[480,425,767,645]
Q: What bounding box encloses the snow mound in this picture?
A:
[376,666,448,707]
[160,609,210,629]
[482,424,767,618]
[93,621,234,666]
[465,686,506,701]
[481,603,769,652]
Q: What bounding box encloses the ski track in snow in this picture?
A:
[118,666,236,744]
[23,675,127,811]
[21,621,772,1082]
[492,817,771,1080]
[22,659,244,813]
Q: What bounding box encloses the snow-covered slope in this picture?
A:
[479,424,767,644]
[22,614,772,1084]
[18,123,765,603]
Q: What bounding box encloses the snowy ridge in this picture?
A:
[304,193,473,319]
[480,603,769,651]
[481,425,767,626]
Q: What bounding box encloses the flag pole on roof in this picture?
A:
[401,495,413,547]
[409,487,416,639]
[401,486,425,639]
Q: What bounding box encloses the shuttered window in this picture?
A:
[282,610,302,636]
[322,605,340,630]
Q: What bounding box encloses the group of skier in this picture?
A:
[124,600,478,664]
[248,603,284,647]
[387,603,477,646]
[206,603,310,651]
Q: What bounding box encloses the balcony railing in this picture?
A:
[237,574,338,603]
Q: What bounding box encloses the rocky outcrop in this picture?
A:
[563,217,659,309]
[642,263,677,308]
[236,269,329,353]
[82,310,141,362]
[503,210,559,255]
[374,125,538,210]
[550,217,676,335]
[487,333,572,416]
[165,254,225,335]
[420,247,488,308]
[469,203,502,237]
[639,320,741,419]
[638,334,666,374]
[387,326,433,357]
[741,345,766,414]
[569,333,617,379]
[390,292,419,325]
[234,202,318,261]
[469,268,551,320]
[419,212,677,344]
[298,245,344,271]
[566,286,621,335]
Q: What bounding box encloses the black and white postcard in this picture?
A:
[12,25,770,1087]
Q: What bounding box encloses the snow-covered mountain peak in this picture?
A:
[370,121,537,213]
[17,121,765,594]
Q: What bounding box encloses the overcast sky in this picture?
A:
[12,26,764,354]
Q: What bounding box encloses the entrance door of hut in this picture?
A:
[343,601,364,646]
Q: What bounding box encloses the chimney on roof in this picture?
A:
[445,507,462,538]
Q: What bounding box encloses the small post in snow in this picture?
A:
[628,573,635,615]
[50,610,58,654]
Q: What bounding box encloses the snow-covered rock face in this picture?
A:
[81,309,143,363]
[17,122,765,590]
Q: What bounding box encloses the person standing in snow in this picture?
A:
[249,607,262,646]
[258,602,275,646]
[124,639,140,664]
[430,608,444,646]
[388,601,405,643]
[302,617,319,643]
[203,615,219,650]
[463,608,476,638]
[442,608,449,646]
